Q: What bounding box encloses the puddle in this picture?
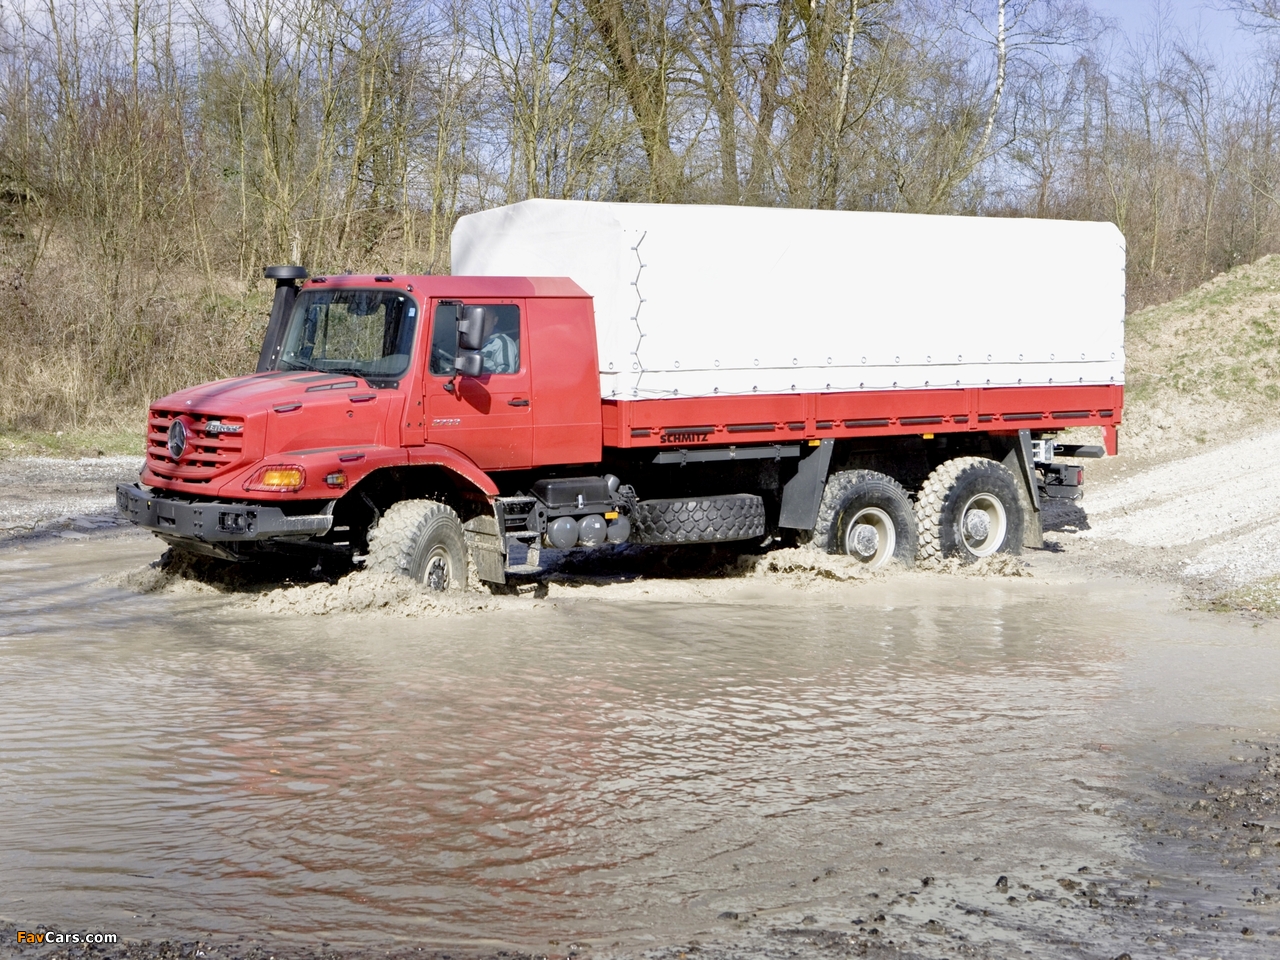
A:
[3,537,1280,957]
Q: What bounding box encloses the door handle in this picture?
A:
[508,398,529,407]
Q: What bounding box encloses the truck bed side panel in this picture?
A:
[606,383,1122,448]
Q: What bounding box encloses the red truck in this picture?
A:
[117,201,1124,587]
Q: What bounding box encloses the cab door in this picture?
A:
[424,299,533,471]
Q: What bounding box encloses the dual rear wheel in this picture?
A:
[915,457,1025,564]
[814,458,1024,567]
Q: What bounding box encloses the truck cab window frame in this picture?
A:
[430,303,521,377]
[274,288,419,387]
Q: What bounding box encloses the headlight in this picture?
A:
[243,465,305,492]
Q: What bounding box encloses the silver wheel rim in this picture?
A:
[421,547,452,591]
[841,506,896,570]
[959,493,1007,557]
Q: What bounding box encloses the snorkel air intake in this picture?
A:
[256,265,309,373]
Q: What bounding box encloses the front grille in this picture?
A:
[147,410,246,485]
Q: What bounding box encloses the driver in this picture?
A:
[480,326,519,374]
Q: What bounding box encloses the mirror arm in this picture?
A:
[436,300,464,394]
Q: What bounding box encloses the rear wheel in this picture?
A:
[365,499,468,591]
[812,470,917,570]
[915,458,1025,563]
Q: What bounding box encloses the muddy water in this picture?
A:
[3,537,1280,955]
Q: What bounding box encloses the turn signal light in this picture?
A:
[243,465,305,492]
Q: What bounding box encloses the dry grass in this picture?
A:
[0,230,271,454]
[0,428,143,457]
[1206,577,1280,616]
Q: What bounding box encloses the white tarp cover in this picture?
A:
[451,200,1126,400]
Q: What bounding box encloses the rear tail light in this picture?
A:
[243,465,305,492]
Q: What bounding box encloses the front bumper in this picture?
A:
[116,483,334,542]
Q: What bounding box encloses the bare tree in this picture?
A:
[9,0,1280,430]
[581,0,683,200]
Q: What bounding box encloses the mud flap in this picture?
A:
[1001,429,1043,550]
[463,514,506,584]
[778,439,834,530]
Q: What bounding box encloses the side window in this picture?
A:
[429,303,458,376]
[429,303,521,376]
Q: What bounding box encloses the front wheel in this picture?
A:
[365,499,468,591]
[812,470,918,570]
[915,457,1025,564]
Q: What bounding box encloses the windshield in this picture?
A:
[275,288,418,383]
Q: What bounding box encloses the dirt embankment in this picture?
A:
[1119,252,1280,465]
[1045,255,1280,612]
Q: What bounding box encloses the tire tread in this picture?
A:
[812,469,917,565]
[631,494,766,544]
[365,499,467,587]
[915,457,1022,564]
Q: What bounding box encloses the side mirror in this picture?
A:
[455,350,483,377]
[458,305,488,351]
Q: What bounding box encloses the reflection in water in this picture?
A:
[0,542,1167,947]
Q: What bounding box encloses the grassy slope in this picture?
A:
[1115,256,1280,612]
[1120,253,1280,461]
[0,428,144,458]
[0,244,270,459]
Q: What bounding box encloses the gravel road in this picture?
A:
[1052,428,1280,595]
[0,456,141,540]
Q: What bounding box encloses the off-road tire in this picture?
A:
[812,470,917,569]
[365,499,468,591]
[915,457,1025,564]
[631,494,766,544]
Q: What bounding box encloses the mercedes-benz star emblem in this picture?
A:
[167,420,188,460]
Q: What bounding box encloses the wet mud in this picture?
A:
[96,541,1033,621]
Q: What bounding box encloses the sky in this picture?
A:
[1089,0,1265,59]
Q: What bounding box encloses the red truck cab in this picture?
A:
[139,273,601,498]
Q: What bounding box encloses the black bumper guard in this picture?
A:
[116,483,334,542]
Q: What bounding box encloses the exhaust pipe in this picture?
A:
[256,265,308,373]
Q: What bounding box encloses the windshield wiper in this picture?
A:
[322,367,372,381]
[275,359,375,381]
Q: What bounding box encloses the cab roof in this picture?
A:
[304,274,590,299]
